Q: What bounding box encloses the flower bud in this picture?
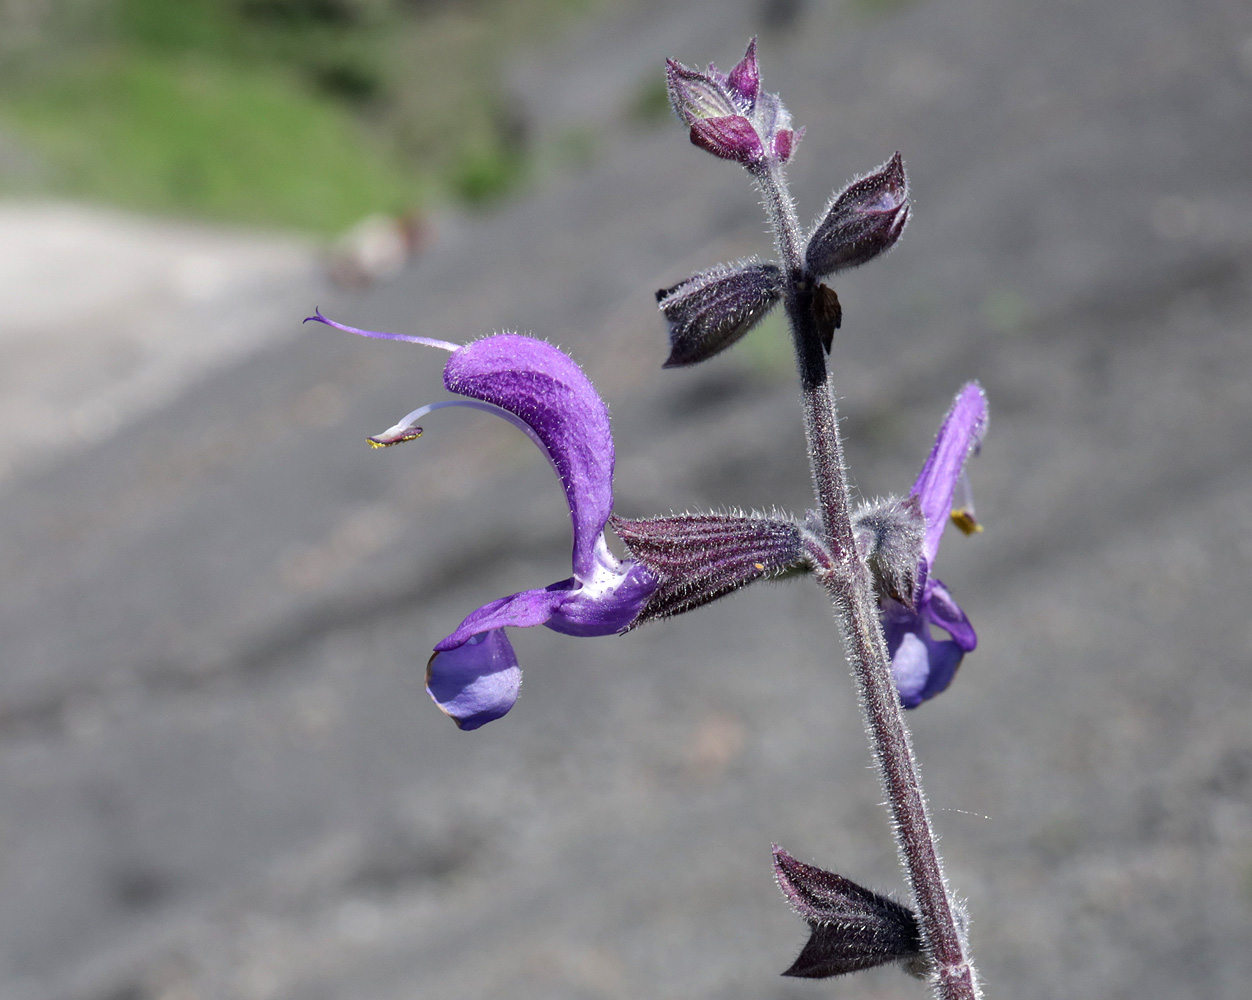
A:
[773,845,924,979]
[806,152,909,277]
[666,40,796,171]
[611,511,813,626]
[656,260,782,366]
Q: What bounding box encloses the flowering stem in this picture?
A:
[755,163,981,1000]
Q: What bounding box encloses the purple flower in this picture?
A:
[883,383,988,707]
[306,312,657,730]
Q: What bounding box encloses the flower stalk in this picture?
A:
[756,160,981,999]
[319,37,989,1000]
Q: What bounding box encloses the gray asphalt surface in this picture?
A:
[3,1,1252,998]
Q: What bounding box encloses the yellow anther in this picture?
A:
[950,508,982,535]
[367,428,422,448]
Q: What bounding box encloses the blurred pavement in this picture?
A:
[2,1,1252,999]
[0,202,319,486]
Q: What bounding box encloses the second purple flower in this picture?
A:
[882,383,988,707]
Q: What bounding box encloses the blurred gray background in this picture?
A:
[3,0,1252,998]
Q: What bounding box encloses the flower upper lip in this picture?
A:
[911,382,988,574]
[442,334,617,583]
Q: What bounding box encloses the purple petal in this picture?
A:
[924,578,977,652]
[545,555,657,637]
[435,586,571,651]
[443,336,614,580]
[911,382,988,564]
[426,629,522,730]
[883,606,965,708]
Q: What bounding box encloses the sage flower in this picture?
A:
[883,383,988,707]
[307,313,657,729]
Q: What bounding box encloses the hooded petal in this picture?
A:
[443,335,614,580]
[911,382,988,564]
[426,629,523,730]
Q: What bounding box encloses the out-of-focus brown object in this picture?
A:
[326,213,430,289]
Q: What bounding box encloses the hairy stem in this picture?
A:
[755,162,980,1000]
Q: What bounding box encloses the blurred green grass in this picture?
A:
[1,51,422,233]
[0,0,597,234]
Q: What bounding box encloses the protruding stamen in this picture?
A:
[368,427,422,448]
[950,509,982,535]
[367,403,440,449]
[949,469,983,534]
[364,399,557,475]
